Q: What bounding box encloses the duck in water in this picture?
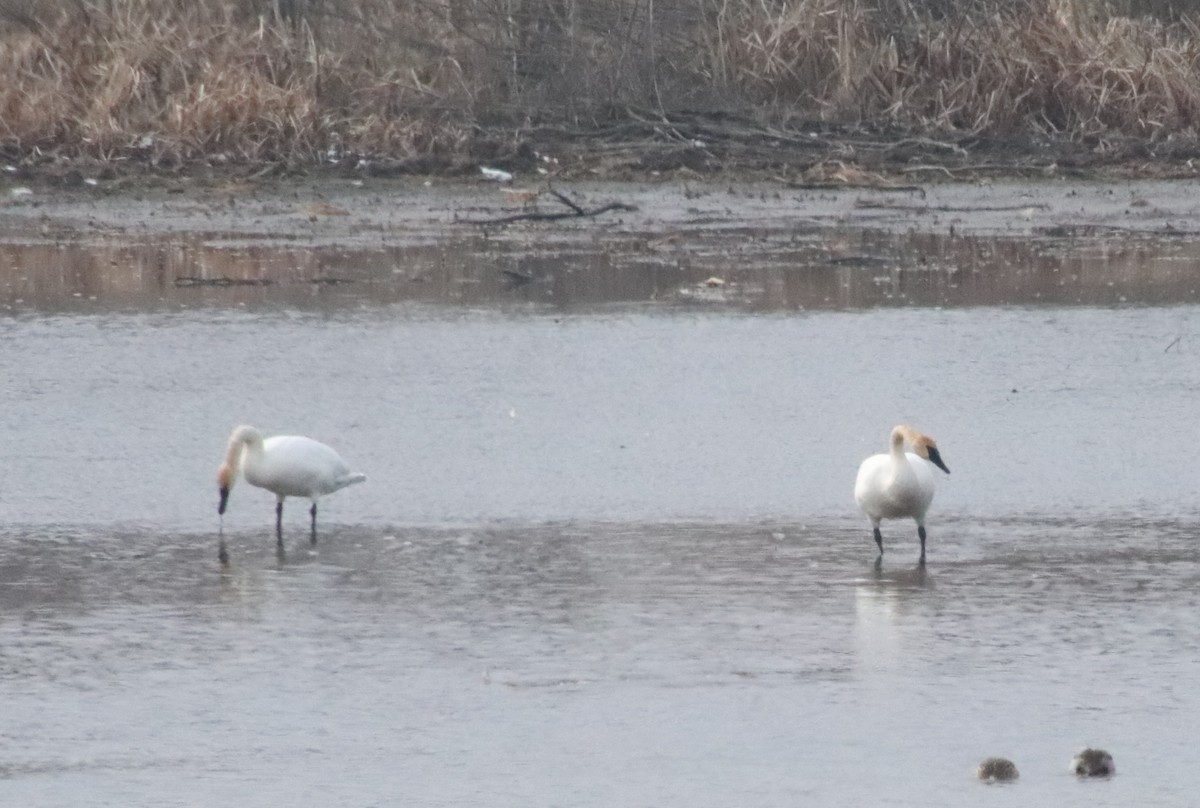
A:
[976,757,1019,783]
[1072,748,1115,777]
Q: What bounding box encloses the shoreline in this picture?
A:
[5,116,1200,193]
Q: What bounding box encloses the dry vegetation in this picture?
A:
[0,0,1198,174]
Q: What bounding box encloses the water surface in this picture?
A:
[1,192,1199,806]
[2,519,1197,807]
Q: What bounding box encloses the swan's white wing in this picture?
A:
[248,435,354,498]
[854,452,936,522]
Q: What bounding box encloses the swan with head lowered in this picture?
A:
[854,425,950,563]
[216,425,366,562]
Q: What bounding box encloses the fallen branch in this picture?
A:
[1034,223,1200,238]
[548,188,585,215]
[174,276,353,287]
[501,269,535,287]
[854,201,1051,212]
[881,136,971,157]
[774,176,927,197]
[175,276,273,287]
[463,188,637,226]
[900,163,1049,175]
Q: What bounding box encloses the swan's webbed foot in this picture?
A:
[218,539,229,566]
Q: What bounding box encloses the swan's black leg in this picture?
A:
[310,502,318,545]
[275,501,284,545]
[873,526,884,555]
[918,526,927,564]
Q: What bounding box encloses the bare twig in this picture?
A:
[881,137,970,157]
[1034,223,1200,238]
[854,201,1051,212]
[175,276,273,287]
[900,164,1053,175]
[548,187,585,215]
[463,191,637,227]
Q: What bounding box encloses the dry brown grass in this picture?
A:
[0,0,487,165]
[0,0,1197,169]
[716,0,1200,138]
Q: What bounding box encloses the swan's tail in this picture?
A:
[336,472,367,490]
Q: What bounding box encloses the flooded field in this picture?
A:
[1,179,1200,806]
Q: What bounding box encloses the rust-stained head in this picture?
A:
[891,425,950,474]
[217,425,261,515]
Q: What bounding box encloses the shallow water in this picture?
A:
[2,519,1198,807]
[2,190,1200,805]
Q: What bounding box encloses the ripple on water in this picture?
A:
[0,518,1190,805]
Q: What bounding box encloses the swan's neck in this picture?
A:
[889,427,909,460]
[219,437,248,485]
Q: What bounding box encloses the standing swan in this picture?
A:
[217,425,366,561]
[854,425,950,562]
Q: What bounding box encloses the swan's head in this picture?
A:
[912,434,950,474]
[893,425,950,474]
[217,425,263,515]
[1072,748,1114,777]
[217,463,235,515]
[976,757,1019,783]
[229,425,264,446]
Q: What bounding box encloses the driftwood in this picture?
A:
[500,269,535,287]
[901,163,1058,175]
[854,200,1051,212]
[175,276,273,287]
[1033,223,1199,238]
[773,176,927,197]
[174,276,353,287]
[463,188,637,226]
[531,110,978,168]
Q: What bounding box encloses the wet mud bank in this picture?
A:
[2,176,1200,312]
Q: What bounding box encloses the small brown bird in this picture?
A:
[1072,748,1115,777]
[976,757,1019,783]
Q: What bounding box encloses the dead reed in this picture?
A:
[0,0,1196,169]
[716,0,1200,137]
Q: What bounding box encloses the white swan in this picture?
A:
[217,425,365,560]
[854,425,950,562]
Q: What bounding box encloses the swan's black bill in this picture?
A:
[218,486,230,515]
[927,447,950,474]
